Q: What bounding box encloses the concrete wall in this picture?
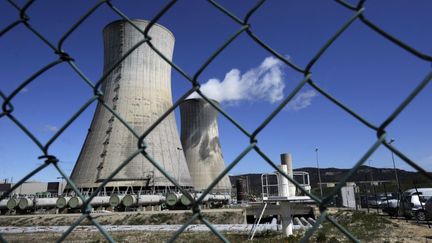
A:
[0,182,46,195]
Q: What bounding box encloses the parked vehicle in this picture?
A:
[360,194,394,208]
[381,198,400,216]
[425,196,432,219]
[373,195,394,207]
[400,188,432,220]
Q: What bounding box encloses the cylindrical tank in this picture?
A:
[35,198,57,208]
[68,196,83,209]
[121,194,164,207]
[109,194,125,208]
[278,165,289,197]
[179,193,229,206]
[90,196,111,207]
[165,192,181,207]
[180,99,231,192]
[122,194,137,207]
[236,177,247,202]
[6,198,18,210]
[280,153,296,197]
[137,195,164,206]
[0,199,8,209]
[56,196,70,209]
[180,194,192,206]
[69,19,193,191]
[208,194,231,202]
[18,198,33,210]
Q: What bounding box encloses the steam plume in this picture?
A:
[189,56,285,103]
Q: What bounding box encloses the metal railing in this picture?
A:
[1,0,432,242]
[261,172,311,198]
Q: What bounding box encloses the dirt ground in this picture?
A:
[1,210,431,242]
[311,210,432,243]
[378,217,432,243]
[0,209,246,226]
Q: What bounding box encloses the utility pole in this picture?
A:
[388,139,401,194]
[315,148,323,198]
[388,139,403,217]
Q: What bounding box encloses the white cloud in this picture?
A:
[189,56,285,104]
[286,90,317,111]
[43,125,59,132]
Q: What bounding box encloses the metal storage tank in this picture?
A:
[69,19,193,191]
[279,153,296,197]
[180,99,231,193]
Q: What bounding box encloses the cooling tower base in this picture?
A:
[65,185,194,196]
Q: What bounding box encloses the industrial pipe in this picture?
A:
[137,195,164,206]
[56,196,71,209]
[68,196,83,209]
[165,192,181,207]
[180,194,193,207]
[18,198,33,210]
[68,196,111,209]
[109,194,125,208]
[179,193,230,207]
[208,194,231,202]
[0,199,8,209]
[121,194,165,207]
[90,196,110,207]
[122,194,136,207]
[6,198,18,210]
[35,198,57,208]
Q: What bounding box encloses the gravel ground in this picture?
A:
[1,210,431,242]
[0,209,246,226]
[311,210,432,243]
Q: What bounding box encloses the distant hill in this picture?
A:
[295,165,431,188]
[229,166,432,197]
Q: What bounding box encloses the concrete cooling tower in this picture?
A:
[180,99,231,193]
[70,19,193,191]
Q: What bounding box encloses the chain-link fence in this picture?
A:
[1,0,432,242]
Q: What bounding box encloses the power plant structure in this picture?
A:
[180,99,232,193]
[1,21,318,239]
[2,18,321,238]
[59,19,231,211]
[69,19,194,194]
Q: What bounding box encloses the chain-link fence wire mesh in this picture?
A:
[1,0,432,242]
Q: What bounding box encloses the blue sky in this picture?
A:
[1,1,431,183]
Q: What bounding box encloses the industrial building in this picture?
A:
[0,180,63,196]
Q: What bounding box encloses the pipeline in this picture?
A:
[56,196,71,209]
[1,192,230,213]
[0,199,8,210]
[68,196,111,209]
[109,194,124,208]
[177,193,231,207]
[6,198,18,210]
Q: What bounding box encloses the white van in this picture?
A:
[400,188,432,220]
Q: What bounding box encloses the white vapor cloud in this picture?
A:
[286,90,317,111]
[189,56,285,104]
[43,125,59,132]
